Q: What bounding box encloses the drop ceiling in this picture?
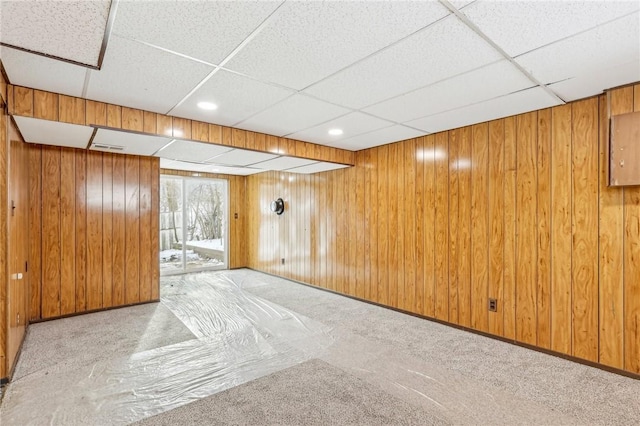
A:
[1,0,639,154]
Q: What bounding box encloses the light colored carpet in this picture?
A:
[136,359,447,426]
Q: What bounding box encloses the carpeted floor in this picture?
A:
[1,268,639,425]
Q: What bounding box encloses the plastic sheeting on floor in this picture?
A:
[0,272,334,425]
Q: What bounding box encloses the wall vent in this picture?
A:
[93,143,124,151]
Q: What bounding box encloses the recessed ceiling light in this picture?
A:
[197,101,218,111]
[328,128,343,136]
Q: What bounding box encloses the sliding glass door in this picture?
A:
[159,175,228,274]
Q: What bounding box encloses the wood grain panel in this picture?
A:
[471,123,489,332]
[537,109,552,348]
[125,156,140,304]
[550,104,573,355]
[571,98,599,362]
[144,111,157,134]
[192,121,209,142]
[415,137,425,315]
[139,157,152,302]
[28,144,42,321]
[60,148,76,315]
[388,144,399,307]
[157,115,172,137]
[356,151,366,299]
[13,86,33,116]
[75,150,87,312]
[122,107,144,132]
[458,128,472,327]
[377,145,388,305]
[102,153,114,307]
[107,105,122,128]
[488,120,505,336]
[112,154,126,306]
[503,117,517,340]
[423,135,436,318]
[516,112,538,345]
[623,86,640,373]
[86,151,103,310]
[369,148,378,302]
[0,105,6,378]
[173,118,191,139]
[598,93,623,368]
[86,100,107,126]
[434,132,449,321]
[33,90,58,121]
[59,95,85,125]
[41,147,61,318]
[448,130,460,323]
[404,139,416,312]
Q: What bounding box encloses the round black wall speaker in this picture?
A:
[270,198,285,215]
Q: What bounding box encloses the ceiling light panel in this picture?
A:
[206,149,279,167]
[155,139,233,163]
[336,125,425,151]
[0,0,111,66]
[202,165,265,176]
[363,60,533,123]
[407,87,562,134]
[0,46,87,97]
[171,69,294,126]
[91,128,173,156]
[86,35,214,113]
[159,159,214,173]
[286,162,350,174]
[548,59,640,102]
[112,1,282,64]
[516,12,640,86]
[304,15,503,109]
[235,94,350,136]
[462,0,640,57]
[14,116,93,148]
[288,112,394,144]
[251,156,318,171]
[224,1,449,90]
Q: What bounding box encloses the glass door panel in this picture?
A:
[159,177,184,273]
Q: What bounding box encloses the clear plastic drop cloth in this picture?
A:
[0,271,334,425]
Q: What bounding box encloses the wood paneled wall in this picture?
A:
[160,169,247,269]
[28,145,160,321]
[6,85,355,166]
[0,91,9,379]
[247,84,640,375]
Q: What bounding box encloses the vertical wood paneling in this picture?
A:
[377,145,388,305]
[537,109,552,348]
[388,144,399,307]
[369,149,378,302]
[75,150,87,312]
[107,105,122,128]
[516,112,538,345]
[458,128,472,327]
[415,138,425,315]
[86,151,103,310]
[424,135,436,318]
[125,156,140,304]
[139,157,152,302]
[404,139,416,312]
[623,87,640,373]
[448,130,460,323]
[122,107,144,132]
[86,100,107,126]
[102,153,114,307]
[471,123,489,332]
[13,86,33,116]
[571,98,599,362]
[551,104,573,355]
[112,155,126,306]
[503,117,517,340]
[488,120,505,336]
[41,147,61,318]
[28,145,42,321]
[434,133,449,320]
[58,95,85,125]
[356,152,366,299]
[60,148,76,315]
[598,93,624,368]
[33,90,59,121]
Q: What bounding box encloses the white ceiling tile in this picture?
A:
[91,128,173,156]
[304,15,503,109]
[112,0,282,64]
[206,149,279,167]
[86,35,214,113]
[288,112,394,144]
[202,165,265,176]
[516,12,640,85]
[224,1,450,90]
[235,94,350,136]
[407,87,562,134]
[363,60,533,123]
[155,139,233,163]
[463,1,640,57]
[548,59,640,102]
[0,46,87,97]
[449,0,477,9]
[14,116,93,148]
[286,162,350,174]
[251,156,318,171]
[336,125,426,151]
[0,0,110,66]
[171,69,294,126]
[160,159,214,173]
